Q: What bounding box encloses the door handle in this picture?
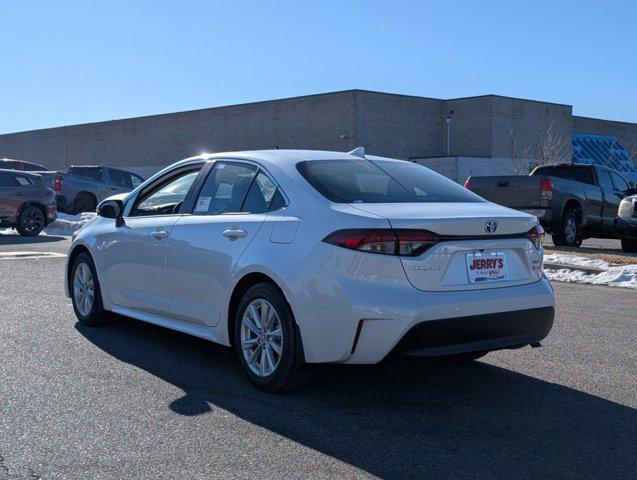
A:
[15,192,24,196]
[223,227,247,240]
[150,230,168,240]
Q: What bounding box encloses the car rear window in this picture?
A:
[23,162,46,171]
[296,159,485,203]
[69,167,103,181]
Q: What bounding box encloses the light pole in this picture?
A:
[445,115,452,156]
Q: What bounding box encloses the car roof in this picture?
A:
[0,168,42,178]
[175,149,403,172]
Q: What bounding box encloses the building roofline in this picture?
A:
[0,89,447,136]
[2,89,635,136]
[0,89,365,136]
[572,114,637,128]
[445,93,572,108]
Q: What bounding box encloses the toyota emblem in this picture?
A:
[484,220,499,234]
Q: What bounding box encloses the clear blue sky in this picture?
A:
[1,0,636,134]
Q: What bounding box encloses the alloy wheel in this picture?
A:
[240,299,283,377]
[21,207,45,235]
[564,218,577,244]
[73,263,95,317]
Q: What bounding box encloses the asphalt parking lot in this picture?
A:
[0,235,635,479]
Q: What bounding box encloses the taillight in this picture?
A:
[464,178,470,189]
[53,175,63,191]
[540,179,553,200]
[323,229,439,257]
[528,224,545,250]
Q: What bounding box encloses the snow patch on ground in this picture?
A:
[45,212,97,236]
[544,253,610,269]
[544,253,637,289]
[0,212,97,237]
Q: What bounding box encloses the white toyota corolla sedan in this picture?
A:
[65,149,555,392]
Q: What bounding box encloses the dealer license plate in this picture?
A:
[466,252,508,283]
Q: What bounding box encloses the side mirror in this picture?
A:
[98,199,124,219]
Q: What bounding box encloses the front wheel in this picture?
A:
[621,237,637,253]
[234,283,311,393]
[71,252,111,326]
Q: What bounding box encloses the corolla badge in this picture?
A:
[484,220,499,234]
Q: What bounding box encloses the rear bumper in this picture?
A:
[392,307,554,357]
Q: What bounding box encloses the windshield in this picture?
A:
[297,159,485,203]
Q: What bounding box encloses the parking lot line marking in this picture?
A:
[0,251,67,260]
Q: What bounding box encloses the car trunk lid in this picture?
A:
[348,202,543,291]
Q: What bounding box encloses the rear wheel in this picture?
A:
[234,283,311,393]
[73,193,97,214]
[552,210,582,247]
[17,205,45,236]
[71,252,111,326]
[621,238,637,253]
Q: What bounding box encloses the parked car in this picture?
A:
[615,195,637,253]
[0,158,48,171]
[65,149,554,392]
[465,163,637,247]
[37,166,144,214]
[0,169,57,236]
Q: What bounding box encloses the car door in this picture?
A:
[0,172,20,222]
[99,164,204,315]
[598,170,618,231]
[570,166,602,227]
[106,168,133,196]
[167,160,284,326]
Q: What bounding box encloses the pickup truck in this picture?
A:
[465,163,637,247]
[37,166,144,214]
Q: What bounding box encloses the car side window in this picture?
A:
[131,169,200,217]
[109,169,129,187]
[610,172,629,191]
[130,174,144,188]
[193,162,257,215]
[0,173,15,187]
[14,176,35,187]
[241,172,284,214]
[599,171,614,192]
[570,167,594,185]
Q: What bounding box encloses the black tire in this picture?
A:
[446,350,489,362]
[16,205,45,236]
[551,210,582,247]
[70,252,111,326]
[621,238,637,253]
[233,283,312,393]
[73,193,97,214]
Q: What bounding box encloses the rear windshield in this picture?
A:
[297,159,485,203]
[69,167,103,181]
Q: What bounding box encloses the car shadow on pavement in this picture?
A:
[0,234,67,245]
[76,316,636,480]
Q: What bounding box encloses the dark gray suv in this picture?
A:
[0,169,57,236]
